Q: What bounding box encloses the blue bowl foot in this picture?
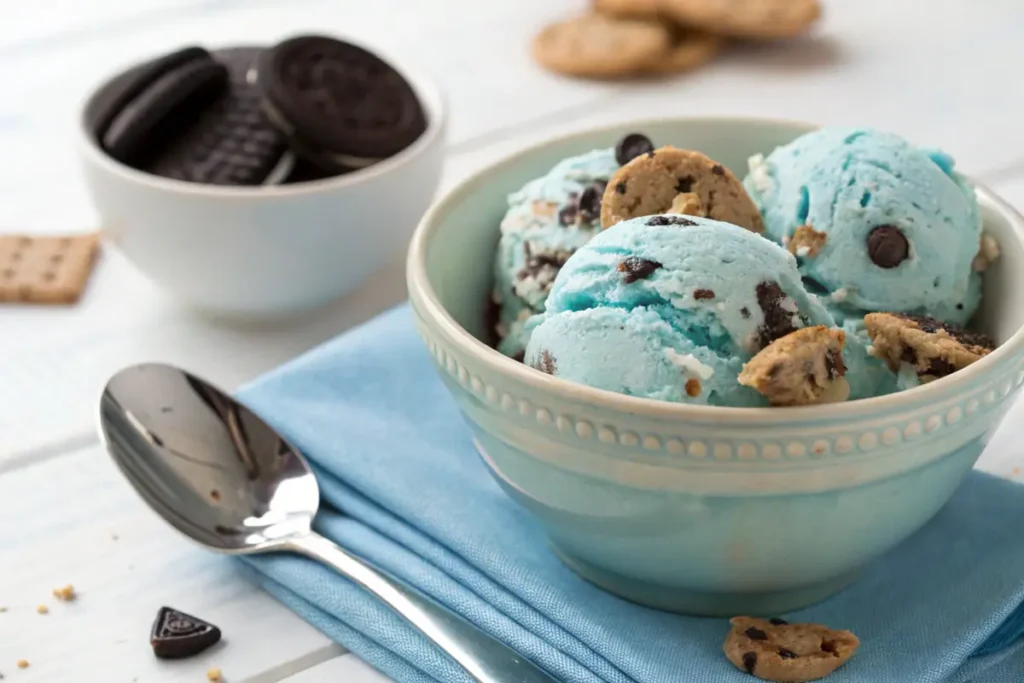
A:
[551,544,863,617]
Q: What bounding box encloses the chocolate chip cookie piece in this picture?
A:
[532,13,672,79]
[863,312,995,382]
[787,225,827,258]
[661,0,822,40]
[739,326,849,406]
[601,146,764,231]
[723,616,859,682]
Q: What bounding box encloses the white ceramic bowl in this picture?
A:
[78,42,446,317]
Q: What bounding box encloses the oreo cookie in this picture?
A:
[143,48,293,185]
[256,35,427,173]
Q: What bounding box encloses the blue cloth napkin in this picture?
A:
[238,304,1024,683]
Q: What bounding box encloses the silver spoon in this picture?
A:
[98,362,558,683]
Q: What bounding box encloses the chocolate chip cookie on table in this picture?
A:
[532,0,820,80]
[723,617,860,682]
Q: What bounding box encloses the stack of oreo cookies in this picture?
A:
[91,35,427,186]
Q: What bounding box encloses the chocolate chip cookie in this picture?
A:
[601,146,764,231]
[863,312,995,382]
[723,616,859,682]
[787,225,827,258]
[739,326,849,406]
[661,0,822,39]
[652,29,722,74]
[532,13,672,79]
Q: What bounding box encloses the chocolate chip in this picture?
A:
[755,281,800,349]
[925,357,954,377]
[693,288,715,300]
[742,651,757,674]
[578,180,607,223]
[825,349,846,379]
[867,225,909,268]
[558,203,578,226]
[711,164,725,176]
[740,307,751,318]
[769,618,789,626]
[615,133,654,165]
[615,181,627,194]
[902,314,994,350]
[150,607,222,659]
[618,257,662,283]
[745,627,769,641]
[647,215,697,227]
[778,648,798,659]
[534,349,557,375]
[821,640,837,654]
[676,176,694,193]
[685,378,701,397]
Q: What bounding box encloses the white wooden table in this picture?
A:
[3,1,1024,680]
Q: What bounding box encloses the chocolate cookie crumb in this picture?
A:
[867,225,909,268]
[740,307,750,318]
[150,606,223,660]
[618,257,662,283]
[693,288,715,300]
[755,281,800,349]
[647,215,697,227]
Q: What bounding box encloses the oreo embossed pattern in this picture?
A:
[91,35,428,186]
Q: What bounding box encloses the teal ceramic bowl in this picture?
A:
[406,117,1024,616]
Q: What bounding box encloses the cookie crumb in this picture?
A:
[973,234,1000,271]
[669,192,702,215]
[36,604,49,615]
[685,378,702,397]
[207,668,223,682]
[16,661,28,670]
[210,489,221,501]
[52,585,76,602]
[787,225,827,258]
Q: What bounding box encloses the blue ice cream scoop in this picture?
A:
[744,127,983,325]
[492,148,623,358]
[524,216,836,406]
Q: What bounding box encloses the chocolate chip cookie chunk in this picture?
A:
[863,312,995,382]
[601,147,764,231]
[661,0,822,39]
[739,326,849,406]
[532,13,671,79]
[723,616,859,682]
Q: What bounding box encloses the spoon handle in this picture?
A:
[288,532,559,683]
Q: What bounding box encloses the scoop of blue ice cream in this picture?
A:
[744,127,983,326]
[493,148,622,357]
[524,215,836,406]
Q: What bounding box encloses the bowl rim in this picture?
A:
[407,115,1024,425]
[76,35,448,199]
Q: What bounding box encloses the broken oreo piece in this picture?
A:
[144,47,293,186]
[100,49,230,167]
[150,606,222,659]
[258,35,427,173]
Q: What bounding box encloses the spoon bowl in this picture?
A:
[98,362,557,683]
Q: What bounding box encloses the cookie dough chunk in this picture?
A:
[532,14,671,79]
[648,30,722,74]
[661,0,822,39]
[863,312,994,382]
[723,616,860,682]
[739,326,848,406]
[601,146,764,231]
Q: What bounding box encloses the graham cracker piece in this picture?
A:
[0,233,101,304]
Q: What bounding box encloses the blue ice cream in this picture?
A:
[523,216,836,406]
[492,148,622,358]
[744,127,984,326]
